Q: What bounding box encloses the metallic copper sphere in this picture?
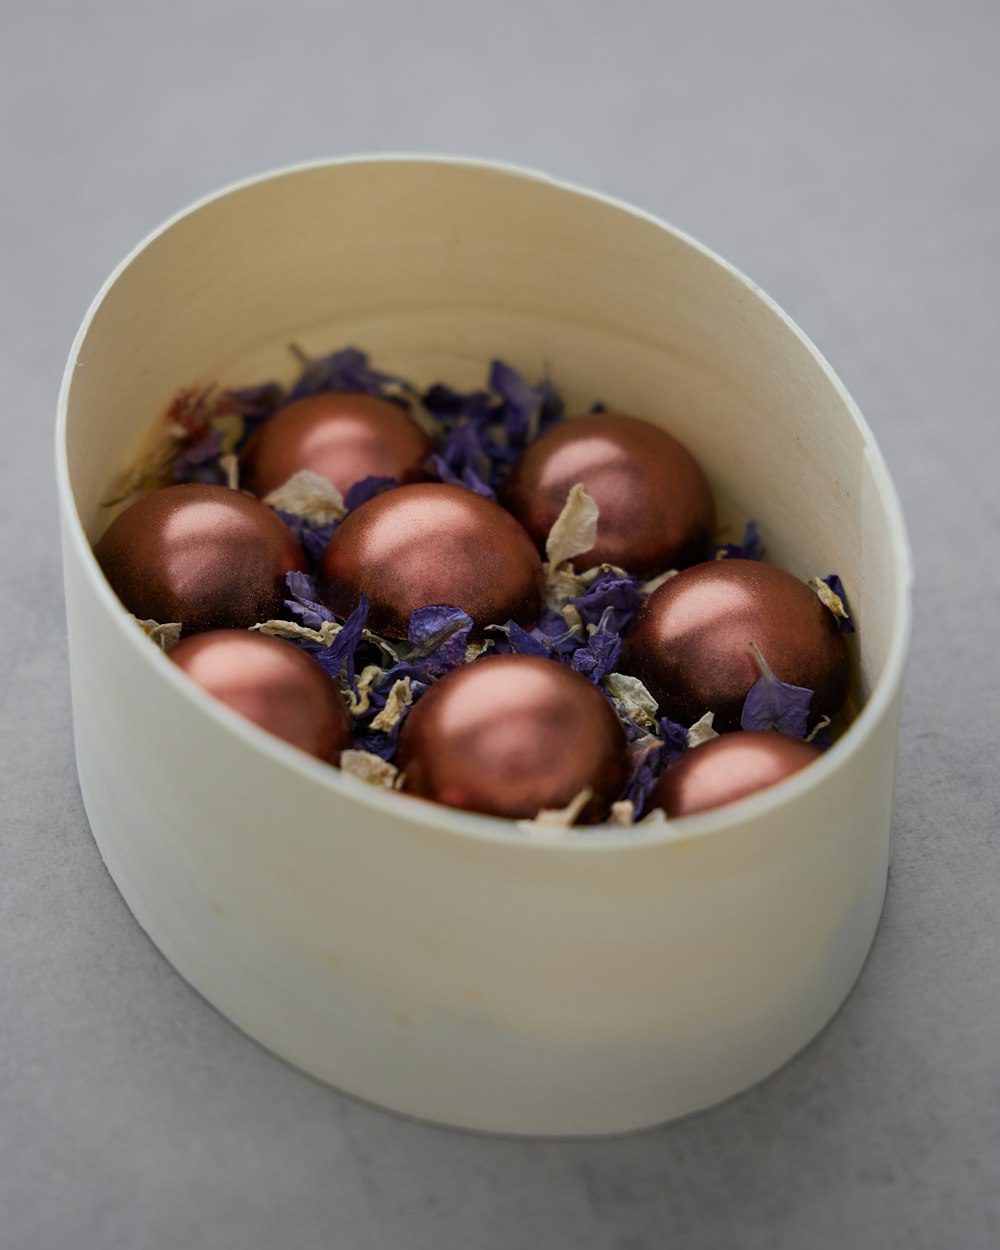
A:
[649,731,822,818]
[239,391,432,498]
[622,559,849,730]
[94,484,305,632]
[169,630,352,764]
[503,413,714,575]
[320,483,546,639]
[397,654,629,822]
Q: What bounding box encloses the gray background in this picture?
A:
[2,1,998,1247]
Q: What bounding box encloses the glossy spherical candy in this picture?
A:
[320,483,546,639]
[503,413,714,576]
[622,559,849,731]
[94,484,305,632]
[649,732,822,818]
[169,630,352,764]
[397,654,629,822]
[239,391,432,499]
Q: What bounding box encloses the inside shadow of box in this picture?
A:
[57,157,912,1137]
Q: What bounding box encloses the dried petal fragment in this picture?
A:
[739,643,813,738]
[686,712,719,748]
[545,484,600,568]
[136,619,182,651]
[341,750,401,789]
[369,677,414,732]
[519,787,595,834]
[264,469,347,526]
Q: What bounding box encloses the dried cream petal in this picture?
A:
[521,787,594,833]
[264,469,347,525]
[369,677,414,732]
[218,453,240,491]
[607,799,636,826]
[687,711,719,748]
[638,806,667,825]
[251,618,342,646]
[808,577,850,621]
[135,619,182,651]
[340,750,400,789]
[545,483,599,568]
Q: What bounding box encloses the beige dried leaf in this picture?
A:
[264,469,346,525]
[607,799,636,827]
[808,577,850,621]
[251,618,341,646]
[637,806,667,825]
[345,665,387,717]
[545,483,599,568]
[218,453,240,491]
[602,672,659,729]
[521,787,594,833]
[135,619,182,651]
[340,750,401,789]
[369,677,414,732]
[687,711,719,748]
[211,412,245,456]
[464,639,494,662]
[545,564,586,611]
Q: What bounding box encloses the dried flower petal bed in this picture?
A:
[131,346,857,824]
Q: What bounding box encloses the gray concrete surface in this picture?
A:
[2,1,998,1247]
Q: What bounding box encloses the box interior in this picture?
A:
[65,160,904,704]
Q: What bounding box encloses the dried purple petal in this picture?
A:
[658,716,689,764]
[274,510,337,570]
[172,430,227,485]
[624,735,665,812]
[571,570,643,635]
[426,451,494,499]
[284,569,336,629]
[309,593,370,685]
[488,359,564,447]
[344,475,398,513]
[571,608,622,684]
[287,346,401,401]
[715,519,764,561]
[822,573,856,633]
[489,620,552,658]
[534,610,582,655]
[740,642,814,738]
[407,606,474,677]
[422,361,565,498]
[222,382,287,446]
[421,383,494,424]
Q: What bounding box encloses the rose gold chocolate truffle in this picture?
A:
[94,484,305,633]
[169,630,352,764]
[239,391,432,498]
[320,483,546,639]
[503,413,714,576]
[649,732,822,818]
[622,559,849,731]
[397,654,629,822]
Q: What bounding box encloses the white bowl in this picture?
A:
[57,156,912,1136]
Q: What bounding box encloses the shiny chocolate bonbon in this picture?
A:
[504,413,714,576]
[95,483,305,633]
[170,630,352,763]
[320,483,545,640]
[397,654,629,821]
[622,559,849,731]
